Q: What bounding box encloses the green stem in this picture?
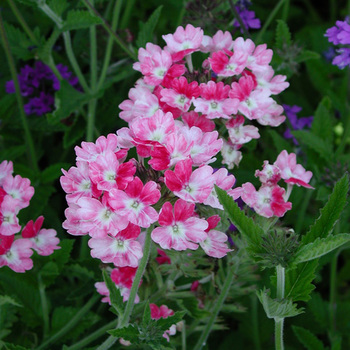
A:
[228,0,251,38]
[81,0,137,60]
[256,0,286,44]
[38,274,50,340]
[0,10,39,172]
[329,249,340,334]
[38,3,90,93]
[36,294,99,350]
[275,265,285,350]
[193,263,235,350]
[182,320,187,350]
[120,0,135,29]
[282,0,290,22]
[7,0,38,43]
[97,226,153,350]
[97,0,123,91]
[251,294,261,350]
[65,319,118,350]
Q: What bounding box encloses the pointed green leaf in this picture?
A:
[292,325,326,350]
[257,288,304,319]
[102,270,125,316]
[275,20,292,49]
[292,130,333,161]
[0,296,22,307]
[48,0,69,17]
[61,10,103,32]
[302,174,349,245]
[36,28,61,63]
[142,302,152,327]
[215,186,263,252]
[294,234,350,264]
[311,97,333,144]
[177,296,211,318]
[285,260,318,302]
[136,6,163,48]
[295,50,320,63]
[154,311,186,332]
[41,163,71,183]
[108,324,140,343]
[52,239,74,271]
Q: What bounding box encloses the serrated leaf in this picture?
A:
[41,163,71,183]
[215,186,263,252]
[294,234,350,264]
[292,130,333,161]
[36,28,61,63]
[292,325,326,350]
[51,239,74,270]
[102,270,124,316]
[0,145,26,162]
[2,23,35,60]
[257,288,304,319]
[142,302,152,326]
[108,324,140,343]
[285,260,318,302]
[0,296,22,307]
[0,343,30,350]
[295,50,320,63]
[40,261,59,286]
[154,311,186,331]
[302,174,349,245]
[311,97,333,144]
[275,19,292,49]
[61,10,103,32]
[48,0,69,16]
[136,6,163,48]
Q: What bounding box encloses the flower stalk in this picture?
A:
[275,265,285,350]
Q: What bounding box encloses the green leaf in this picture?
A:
[268,130,293,154]
[41,163,71,183]
[0,296,22,307]
[293,234,350,264]
[0,343,31,350]
[0,145,26,162]
[215,186,263,253]
[40,262,59,286]
[311,97,333,144]
[292,325,326,350]
[154,311,186,331]
[36,28,61,63]
[292,130,333,161]
[295,50,320,63]
[142,302,152,326]
[61,10,103,32]
[275,19,292,49]
[257,288,304,319]
[285,260,318,302]
[63,116,86,149]
[136,6,163,48]
[108,324,140,343]
[2,23,35,60]
[51,239,74,271]
[48,0,69,16]
[14,0,38,7]
[102,270,125,316]
[302,174,349,245]
[53,80,89,121]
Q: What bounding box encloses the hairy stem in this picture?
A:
[81,0,136,60]
[228,0,251,38]
[193,262,235,350]
[38,274,50,340]
[275,265,285,350]
[97,226,153,350]
[0,10,39,172]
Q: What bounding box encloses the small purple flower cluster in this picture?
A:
[233,0,261,33]
[283,105,313,145]
[325,19,350,69]
[6,61,79,116]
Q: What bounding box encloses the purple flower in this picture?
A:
[325,18,350,69]
[233,0,261,33]
[5,61,79,116]
[282,104,313,145]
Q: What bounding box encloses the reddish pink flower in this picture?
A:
[156,248,171,264]
[0,160,13,186]
[0,196,21,236]
[164,159,215,203]
[182,111,215,132]
[227,115,260,144]
[255,160,281,185]
[2,175,34,210]
[108,177,160,228]
[151,199,208,251]
[149,303,176,341]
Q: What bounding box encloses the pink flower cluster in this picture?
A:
[60,130,234,271]
[120,24,289,169]
[0,160,60,272]
[231,151,313,218]
[150,303,176,341]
